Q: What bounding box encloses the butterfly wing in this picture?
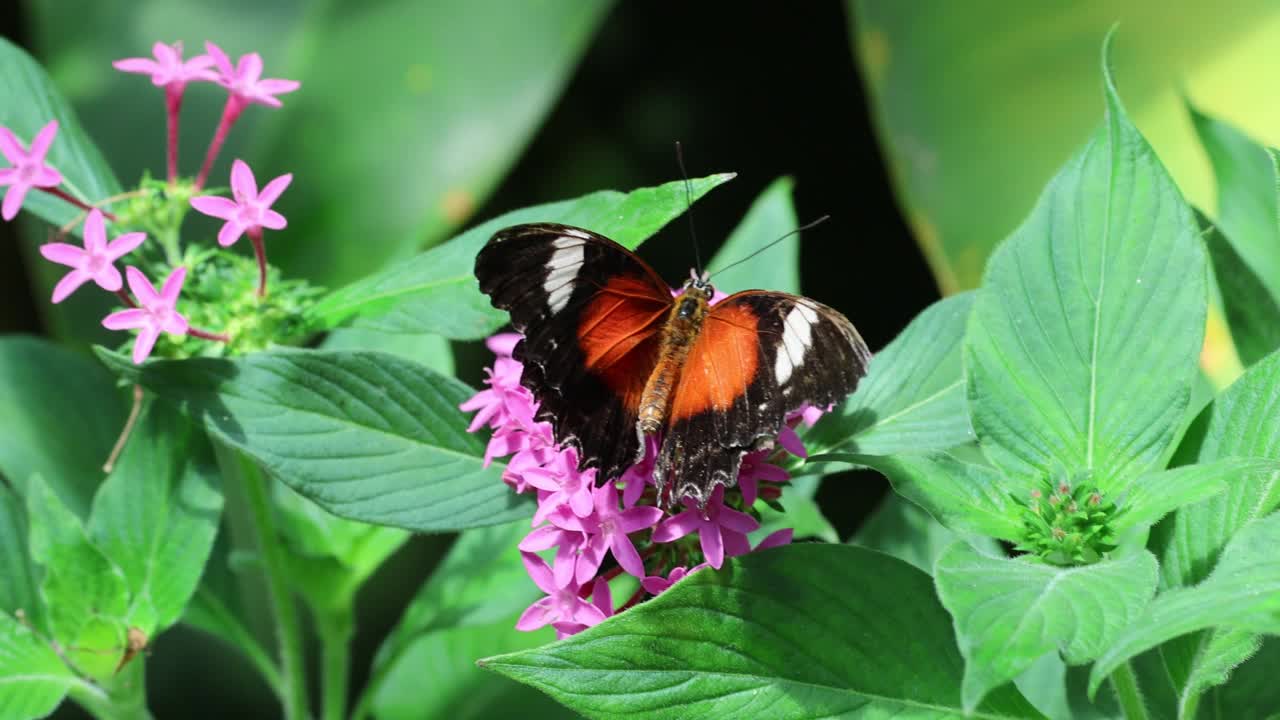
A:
[476,223,674,481]
[658,290,871,505]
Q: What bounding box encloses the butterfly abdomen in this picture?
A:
[637,292,710,436]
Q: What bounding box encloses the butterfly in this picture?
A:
[475,222,871,508]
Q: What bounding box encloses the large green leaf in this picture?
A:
[255,0,614,287]
[26,475,128,681]
[1109,458,1269,535]
[934,543,1158,711]
[87,402,223,633]
[705,176,799,294]
[0,613,76,720]
[1202,212,1280,367]
[0,337,125,518]
[482,544,1041,719]
[852,2,1280,292]
[0,486,41,633]
[851,493,1003,573]
[321,327,454,376]
[1188,104,1280,301]
[96,347,529,532]
[805,292,974,457]
[304,174,734,339]
[1088,513,1280,696]
[965,39,1206,494]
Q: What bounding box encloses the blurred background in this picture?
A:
[3,1,1280,717]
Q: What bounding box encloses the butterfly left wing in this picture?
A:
[656,290,871,506]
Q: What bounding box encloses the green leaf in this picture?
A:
[321,327,454,376]
[0,485,41,633]
[752,475,837,544]
[851,4,1280,292]
[87,402,223,633]
[26,475,128,681]
[852,493,1003,573]
[1088,513,1280,696]
[0,337,125,518]
[1188,103,1280,301]
[834,452,1022,542]
[96,347,527,532]
[0,37,120,230]
[256,0,614,287]
[806,292,975,457]
[705,176,800,294]
[304,174,734,339]
[483,544,1041,719]
[934,542,1158,710]
[1201,213,1280,366]
[965,40,1206,494]
[1206,638,1280,719]
[1110,458,1270,534]
[0,612,76,720]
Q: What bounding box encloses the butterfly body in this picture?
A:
[475,222,870,508]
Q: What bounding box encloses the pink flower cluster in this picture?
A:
[462,333,812,638]
[2,40,299,362]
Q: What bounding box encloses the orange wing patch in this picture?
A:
[669,301,759,422]
[577,274,669,410]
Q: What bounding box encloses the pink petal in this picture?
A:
[755,528,793,551]
[521,552,557,595]
[652,510,701,543]
[570,597,606,626]
[91,263,123,293]
[113,57,161,76]
[486,333,522,356]
[125,266,161,307]
[204,42,234,77]
[552,542,578,588]
[190,194,238,220]
[0,167,15,184]
[39,242,84,268]
[258,173,292,206]
[132,325,161,364]
[777,425,807,458]
[102,308,149,330]
[519,525,564,552]
[217,220,246,248]
[2,183,30,221]
[515,597,555,631]
[722,530,753,560]
[33,166,62,187]
[641,575,672,595]
[569,484,594,518]
[257,78,300,96]
[161,310,189,336]
[237,53,263,83]
[609,532,646,578]
[575,534,607,586]
[160,266,187,304]
[83,209,107,253]
[29,121,58,161]
[229,159,257,202]
[592,578,613,618]
[700,526,725,569]
[718,506,760,534]
[738,475,758,506]
[249,94,284,109]
[105,232,146,261]
[50,269,90,303]
[184,54,216,71]
[755,463,790,484]
[0,127,24,165]
[260,209,287,231]
[617,506,663,534]
[152,41,178,66]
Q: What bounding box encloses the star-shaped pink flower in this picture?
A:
[102,267,189,364]
[652,486,759,569]
[0,120,64,221]
[190,159,290,247]
[554,483,663,584]
[736,450,790,506]
[525,447,597,524]
[39,209,145,303]
[515,553,606,635]
[205,42,300,108]
[519,524,585,588]
[113,41,217,88]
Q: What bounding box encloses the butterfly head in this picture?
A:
[682,268,714,300]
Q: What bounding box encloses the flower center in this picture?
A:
[84,253,107,274]
[599,517,618,537]
[237,203,262,227]
[17,162,37,183]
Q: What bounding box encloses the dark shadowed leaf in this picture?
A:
[1200,213,1280,366]
[705,176,800,294]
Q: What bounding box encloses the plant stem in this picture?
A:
[164,85,183,185]
[1110,661,1150,720]
[187,326,231,343]
[249,227,269,297]
[102,384,144,473]
[42,186,117,221]
[68,659,154,720]
[195,96,244,190]
[225,446,311,720]
[318,611,353,720]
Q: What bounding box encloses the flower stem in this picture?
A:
[164,85,183,185]
[318,611,353,720]
[114,289,137,308]
[248,226,269,297]
[187,326,231,343]
[1110,661,1150,720]
[42,186,117,222]
[102,384,144,473]
[195,96,244,190]
[67,658,153,720]
[220,445,310,720]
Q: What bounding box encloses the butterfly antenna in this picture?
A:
[708,214,831,280]
[675,141,704,276]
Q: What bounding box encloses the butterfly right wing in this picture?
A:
[475,223,674,481]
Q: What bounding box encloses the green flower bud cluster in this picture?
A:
[1014,473,1117,565]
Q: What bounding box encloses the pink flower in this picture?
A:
[776,423,808,458]
[755,528,794,551]
[190,159,290,247]
[525,447,596,523]
[205,43,300,108]
[502,431,559,493]
[486,332,522,357]
[652,486,759,569]
[516,553,606,635]
[558,483,663,584]
[519,525,584,588]
[38,209,145,303]
[0,121,63,221]
[641,564,707,595]
[459,356,534,432]
[113,41,217,88]
[735,451,789,506]
[102,267,189,364]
